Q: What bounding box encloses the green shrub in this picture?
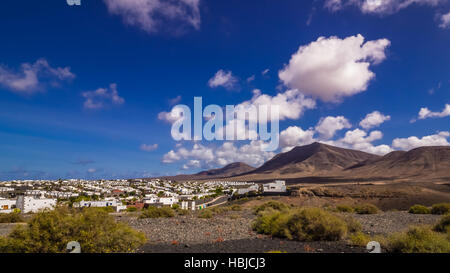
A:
[176,208,190,216]
[198,209,213,219]
[83,206,115,213]
[252,208,291,237]
[354,204,379,214]
[386,226,450,253]
[0,207,146,253]
[336,205,354,213]
[253,201,289,214]
[348,232,371,247]
[171,204,180,210]
[431,203,450,215]
[409,205,431,214]
[342,215,362,233]
[139,206,175,219]
[434,214,450,233]
[284,208,348,241]
[126,207,138,212]
[253,207,350,241]
[0,212,24,223]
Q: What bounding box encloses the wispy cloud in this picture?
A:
[168,95,182,105]
[140,143,158,152]
[0,58,75,94]
[208,69,239,91]
[103,0,201,34]
[82,83,125,110]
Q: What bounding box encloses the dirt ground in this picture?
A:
[240,181,450,211]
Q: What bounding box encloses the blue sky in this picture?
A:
[0,0,449,180]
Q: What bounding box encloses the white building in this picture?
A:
[143,196,178,207]
[74,200,126,212]
[0,198,17,214]
[262,180,286,194]
[16,196,57,213]
[76,200,118,208]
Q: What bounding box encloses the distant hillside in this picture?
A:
[344,146,450,180]
[160,162,256,181]
[154,144,450,183]
[195,162,255,177]
[247,142,379,176]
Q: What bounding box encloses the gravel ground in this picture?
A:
[353,211,442,235]
[119,210,258,245]
[123,210,445,253]
[138,238,366,253]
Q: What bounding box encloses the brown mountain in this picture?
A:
[160,162,256,181]
[245,142,380,176]
[344,146,450,180]
[156,144,450,183]
[195,162,256,177]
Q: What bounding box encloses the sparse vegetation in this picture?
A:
[434,214,450,233]
[431,203,450,215]
[0,207,146,253]
[386,226,450,253]
[253,207,358,242]
[253,201,290,214]
[354,203,379,214]
[0,212,24,223]
[348,231,371,247]
[126,207,138,212]
[139,206,175,219]
[230,204,242,211]
[266,250,287,253]
[83,206,115,213]
[198,209,213,219]
[176,208,190,216]
[342,215,362,233]
[335,205,354,213]
[408,205,431,214]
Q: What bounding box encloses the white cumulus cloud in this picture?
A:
[360,111,391,129]
[162,141,275,169]
[315,116,352,139]
[392,131,450,150]
[279,126,316,152]
[279,34,390,102]
[326,128,393,155]
[417,104,450,120]
[238,89,316,121]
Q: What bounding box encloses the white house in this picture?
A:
[143,196,178,207]
[0,198,17,214]
[76,200,118,208]
[16,196,57,213]
[262,180,286,194]
[74,200,126,212]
